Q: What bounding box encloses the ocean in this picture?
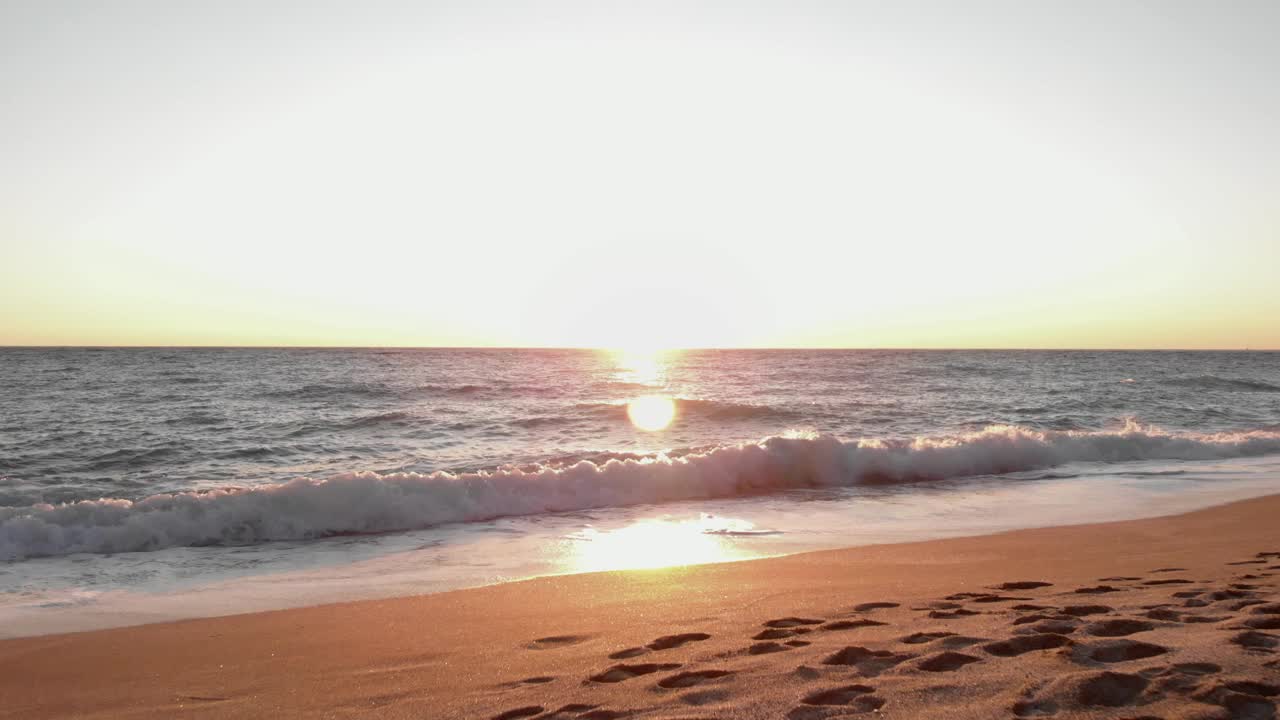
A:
[2,348,1279,636]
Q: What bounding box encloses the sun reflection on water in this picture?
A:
[626,395,677,431]
[561,515,765,573]
[608,347,676,387]
[607,348,680,431]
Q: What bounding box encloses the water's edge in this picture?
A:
[3,457,1276,640]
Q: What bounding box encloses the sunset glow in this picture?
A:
[3,2,1278,349]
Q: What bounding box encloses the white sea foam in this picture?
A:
[3,421,1280,561]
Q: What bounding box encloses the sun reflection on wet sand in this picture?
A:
[560,516,767,573]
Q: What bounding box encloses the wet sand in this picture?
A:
[2,495,1278,719]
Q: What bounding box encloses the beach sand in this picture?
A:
[2,496,1278,719]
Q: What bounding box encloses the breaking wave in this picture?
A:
[4,421,1280,561]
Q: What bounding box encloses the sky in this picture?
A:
[2,1,1277,349]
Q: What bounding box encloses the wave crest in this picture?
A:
[3,421,1280,561]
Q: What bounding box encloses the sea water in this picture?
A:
[2,348,1278,636]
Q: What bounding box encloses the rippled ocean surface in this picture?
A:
[3,348,1280,557]
[2,348,1280,634]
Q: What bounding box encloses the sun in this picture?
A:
[627,395,677,431]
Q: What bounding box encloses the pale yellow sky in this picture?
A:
[3,1,1278,348]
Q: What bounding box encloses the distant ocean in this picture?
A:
[3,348,1279,634]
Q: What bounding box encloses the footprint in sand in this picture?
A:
[900,631,956,644]
[607,647,648,660]
[1074,585,1125,594]
[548,704,599,716]
[933,635,988,649]
[588,662,681,683]
[983,633,1074,657]
[1190,679,1279,719]
[1098,576,1143,582]
[1082,639,1169,663]
[1012,670,1148,717]
[646,633,710,651]
[1205,589,1251,601]
[1151,567,1188,573]
[820,619,886,631]
[1082,619,1156,637]
[764,617,824,628]
[993,581,1054,591]
[1142,578,1193,585]
[1015,619,1079,636]
[1012,613,1067,626]
[756,627,813,642]
[519,676,555,685]
[851,601,901,612]
[911,651,982,672]
[946,592,1027,603]
[1140,661,1223,695]
[656,669,734,689]
[928,608,979,619]
[527,634,592,650]
[799,684,885,710]
[822,646,914,675]
[679,688,730,706]
[1230,630,1279,650]
[1061,604,1114,617]
[748,642,792,655]
[1160,611,1229,625]
[1172,662,1222,675]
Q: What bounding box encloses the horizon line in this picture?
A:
[1,344,1277,352]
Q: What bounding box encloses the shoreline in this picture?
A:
[7,456,1280,640]
[3,493,1279,718]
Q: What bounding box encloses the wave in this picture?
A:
[1161,376,1280,392]
[262,383,396,401]
[84,447,179,471]
[4,421,1280,561]
[416,383,488,396]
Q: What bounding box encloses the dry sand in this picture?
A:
[2,495,1279,719]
